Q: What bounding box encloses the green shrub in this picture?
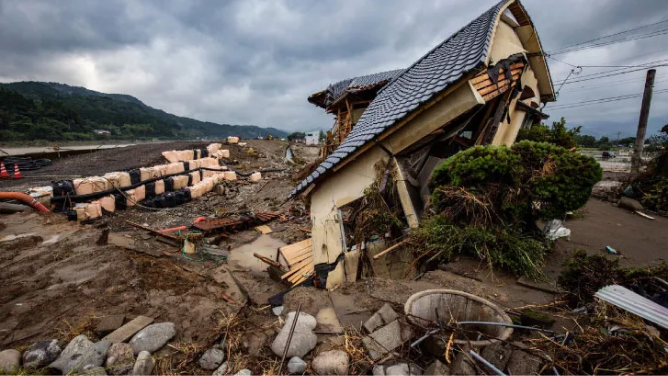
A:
[516,117,580,149]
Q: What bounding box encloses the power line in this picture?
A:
[561,75,668,93]
[549,18,668,54]
[552,58,668,83]
[551,28,668,55]
[548,88,668,110]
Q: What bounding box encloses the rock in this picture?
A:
[96,315,126,335]
[272,306,284,316]
[385,363,422,375]
[83,365,108,375]
[270,312,317,358]
[424,360,449,376]
[362,319,412,360]
[104,316,154,344]
[212,361,230,376]
[363,303,399,333]
[49,336,111,375]
[199,348,224,370]
[287,357,307,374]
[619,197,644,211]
[311,350,349,375]
[235,369,251,376]
[372,365,385,376]
[506,350,541,375]
[0,349,21,373]
[129,322,176,355]
[105,343,135,375]
[132,351,154,375]
[23,339,62,369]
[451,351,476,375]
[481,343,512,371]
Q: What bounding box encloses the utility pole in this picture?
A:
[631,69,656,173]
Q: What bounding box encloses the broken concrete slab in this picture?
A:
[506,350,541,375]
[95,315,125,336]
[362,319,412,361]
[315,307,344,334]
[103,316,154,344]
[363,303,399,333]
[480,342,512,372]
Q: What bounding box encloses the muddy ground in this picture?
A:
[1,142,666,374]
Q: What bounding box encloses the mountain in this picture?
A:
[0,81,287,141]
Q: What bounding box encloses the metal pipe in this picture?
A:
[457,321,554,334]
[469,350,507,376]
[0,192,50,212]
[279,302,302,375]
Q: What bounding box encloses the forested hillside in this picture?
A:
[0,81,287,141]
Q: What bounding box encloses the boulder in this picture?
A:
[199,348,224,370]
[23,339,62,369]
[0,349,21,373]
[132,351,154,375]
[506,350,541,375]
[129,322,176,355]
[49,336,111,375]
[105,343,135,375]
[235,370,251,376]
[311,350,349,375]
[82,365,108,375]
[287,357,307,374]
[212,361,230,376]
[385,363,422,375]
[424,360,449,376]
[270,312,317,358]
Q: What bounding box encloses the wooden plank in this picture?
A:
[470,62,525,85]
[254,253,282,268]
[278,239,312,255]
[281,244,312,260]
[286,252,312,267]
[254,225,273,234]
[284,247,313,264]
[473,71,522,92]
[126,221,181,242]
[475,73,521,95]
[373,239,410,260]
[281,258,314,280]
[288,264,313,283]
[103,316,154,344]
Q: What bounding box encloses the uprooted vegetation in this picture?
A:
[558,250,668,306]
[412,141,602,277]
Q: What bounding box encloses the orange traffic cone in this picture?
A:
[13,164,22,179]
[0,162,8,179]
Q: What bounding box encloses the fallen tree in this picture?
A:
[413,141,602,277]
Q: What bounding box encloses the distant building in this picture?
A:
[305,131,320,145]
[93,129,111,136]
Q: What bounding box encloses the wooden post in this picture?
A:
[632,69,656,173]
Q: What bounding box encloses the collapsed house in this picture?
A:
[292,0,556,289]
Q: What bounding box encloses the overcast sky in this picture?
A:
[1,0,667,137]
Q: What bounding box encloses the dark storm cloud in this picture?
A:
[0,0,667,136]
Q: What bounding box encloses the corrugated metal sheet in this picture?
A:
[595,284,668,329]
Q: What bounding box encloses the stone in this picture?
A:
[96,315,126,335]
[23,339,62,369]
[287,357,307,374]
[199,348,224,370]
[506,350,541,376]
[132,351,154,375]
[363,303,399,333]
[105,343,135,375]
[424,359,450,376]
[0,349,21,373]
[451,351,477,376]
[129,322,176,355]
[481,343,512,371]
[104,316,154,344]
[315,307,343,333]
[362,319,412,360]
[385,363,422,375]
[235,369,251,376]
[49,336,111,375]
[270,312,317,358]
[272,306,284,316]
[619,196,644,211]
[372,365,385,376]
[311,350,349,376]
[212,361,230,376]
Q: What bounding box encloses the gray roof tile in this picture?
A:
[289,1,508,199]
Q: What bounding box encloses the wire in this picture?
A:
[549,18,668,54]
[562,75,668,93]
[552,58,668,83]
[548,88,668,110]
[551,29,668,55]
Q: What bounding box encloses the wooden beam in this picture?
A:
[373,239,410,260]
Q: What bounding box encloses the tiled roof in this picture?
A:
[314,69,405,108]
[290,0,509,198]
